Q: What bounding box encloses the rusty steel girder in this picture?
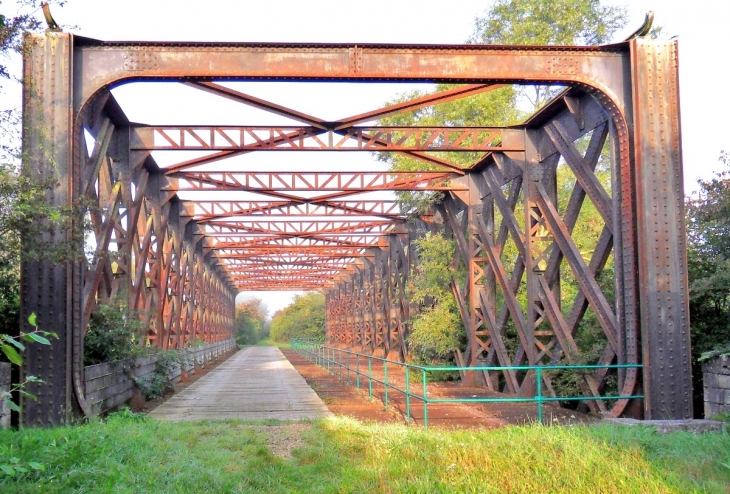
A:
[164,171,464,193]
[132,126,521,153]
[21,33,691,424]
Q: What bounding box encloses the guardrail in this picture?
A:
[291,339,642,429]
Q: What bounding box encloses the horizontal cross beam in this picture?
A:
[167,171,462,192]
[204,220,393,234]
[132,126,523,152]
[212,237,381,248]
[186,200,404,221]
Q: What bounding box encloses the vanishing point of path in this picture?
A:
[150,346,332,422]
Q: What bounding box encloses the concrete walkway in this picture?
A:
[150,346,332,422]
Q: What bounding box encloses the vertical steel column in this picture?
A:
[345,265,358,348]
[631,39,692,419]
[364,253,377,353]
[373,246,388,356]
[354,265,365,350]
[324,291,332,344]
[20,33,80,424]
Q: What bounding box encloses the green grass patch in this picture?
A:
[264,339,290,349]
[1,412,728,493]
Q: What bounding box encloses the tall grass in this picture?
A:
[0,412,728,493]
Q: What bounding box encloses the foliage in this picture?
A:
[134,349,192,401]
[699,344,730,362]
[269,292,325,342]
[470,0,628,46]
[685,152,730,412]
[686,152,730,357]
[0,1,44,82]
[235,297,268,345]
[0,0,78,338]
[375,1,630,372]
[84,295,147,365]
[133,371,168,401]
[469,0,629,107]
[687,156,730,333]
[407,232,463,365]
[377,85,522,216]
[0,313,55,413]
[0,416,729,490]
[188,337,206,347]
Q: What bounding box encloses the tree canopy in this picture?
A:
[686,152,730,357]
[234,297,268,345]
[378,0,630,366]
[469,0,627,46]
[269,293,325,343]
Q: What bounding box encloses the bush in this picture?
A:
[84,296,147,365]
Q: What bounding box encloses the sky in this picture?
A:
[3,0,730,316]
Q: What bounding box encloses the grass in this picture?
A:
[0,412,728,493]
[256,339,289,349]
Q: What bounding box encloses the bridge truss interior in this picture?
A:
[20,33,692,424]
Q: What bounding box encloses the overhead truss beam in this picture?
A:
[132,126,523,152]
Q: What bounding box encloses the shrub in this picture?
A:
[84,296,147,365]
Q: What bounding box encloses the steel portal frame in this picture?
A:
[20,33,691,424]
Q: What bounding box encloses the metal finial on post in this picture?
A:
[41,2,62,32]
[625,11,654,40]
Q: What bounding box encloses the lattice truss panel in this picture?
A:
[438,94,637,416]
[79,98,235,349]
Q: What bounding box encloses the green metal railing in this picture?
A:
[291,339,643,429]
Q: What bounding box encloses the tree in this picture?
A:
[235,297,268,345]
[686,152,730,351]
[469,0,629,107]
[685,152,730,412]
[378,0,630,366]
[269,293,325,342]
[470,0,627,46]
[406,232,464,365]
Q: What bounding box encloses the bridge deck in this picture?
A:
[149,346,332,422]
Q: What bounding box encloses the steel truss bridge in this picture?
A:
[19,32,692,424]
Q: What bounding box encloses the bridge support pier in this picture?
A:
[20,32,80,425]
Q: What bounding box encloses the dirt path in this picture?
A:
[282,349,595,429]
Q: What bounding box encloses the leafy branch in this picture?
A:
[0,312,57,412]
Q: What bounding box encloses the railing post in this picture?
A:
[356,354,360,390]
[384,360,389,410]
[368,357,373,400]
[537,367,543,424]
[346,351,351,386]
[422,369,428,430]
[405,365,410,424]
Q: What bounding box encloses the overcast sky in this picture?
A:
[4,0,729,315]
